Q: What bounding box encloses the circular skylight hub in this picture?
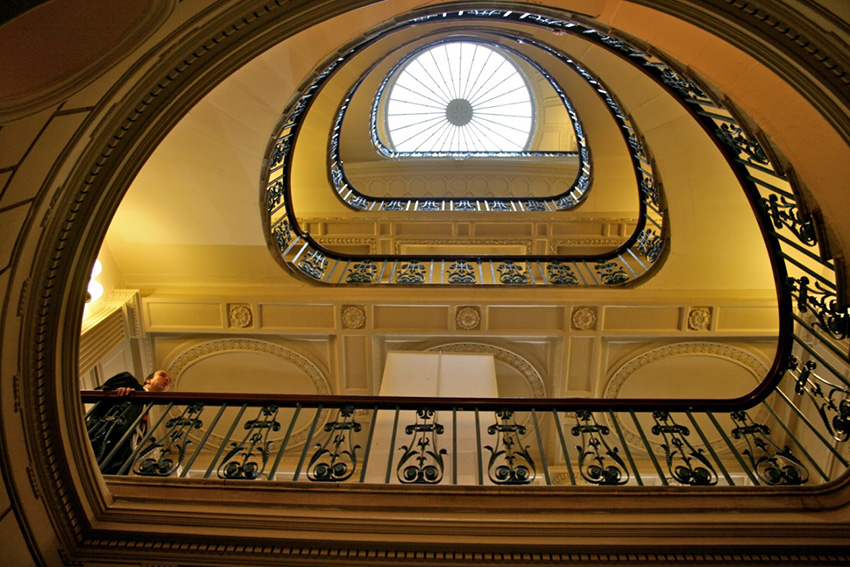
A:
[386,42,533,153]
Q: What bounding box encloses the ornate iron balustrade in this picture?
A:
[82,369,849,487]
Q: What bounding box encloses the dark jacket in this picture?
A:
[86,372,146,474]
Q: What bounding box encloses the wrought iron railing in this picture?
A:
[264,8,668,285]
[82,371,849,487]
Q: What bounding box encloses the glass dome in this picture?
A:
[385,42,534,153]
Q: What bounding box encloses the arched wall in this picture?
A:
[1,1,849,565]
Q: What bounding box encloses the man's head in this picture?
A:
[143,370,171,392]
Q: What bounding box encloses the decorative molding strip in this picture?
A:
[393,238,533,255]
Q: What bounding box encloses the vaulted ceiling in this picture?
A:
[78,0,795,402]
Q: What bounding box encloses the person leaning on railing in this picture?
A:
[85,370,171,474]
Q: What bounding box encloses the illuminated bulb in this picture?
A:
[91,259,103,278]
[87,280,104,303]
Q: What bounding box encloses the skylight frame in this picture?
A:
[327,34,595,212]
[382,41,536,155]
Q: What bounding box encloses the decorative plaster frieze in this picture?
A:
[393,238,533,255]
[315,237,376,254]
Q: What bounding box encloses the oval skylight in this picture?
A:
[385,42,534,153]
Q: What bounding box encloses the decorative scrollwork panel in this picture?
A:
[650,411,718,486]
[730,411,808,485]
[218,405,281,480]
[397,409,447,484]
[307,405,362,482]
[485,410,535,485]
[134,403,205,477]
[571,410,630,485]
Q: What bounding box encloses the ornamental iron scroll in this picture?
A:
[788,356,850,442]
[635,229,663,263]
[307,405,362,482]
[267,180,284,211]
[730,411,809,485]
[760,194,817,247]
[397,408,447,484]
[571,410,630,485]
[715,123,769,165]
[298,251,328,280]
[447,261,477,284]
[86,401,138,466]
[485,410,536,485]
[788,276,850,340]
[395,261,426,284]
[640,177,659,208]
[133,403,204,477]
[272,220,292,252]
[345,260,377,284]
[218,405,281,480]
[497,261,530,285]
[546,262,579,285]
[650,411,718,486]
[658,67,707,100]
[595,260,629,285]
